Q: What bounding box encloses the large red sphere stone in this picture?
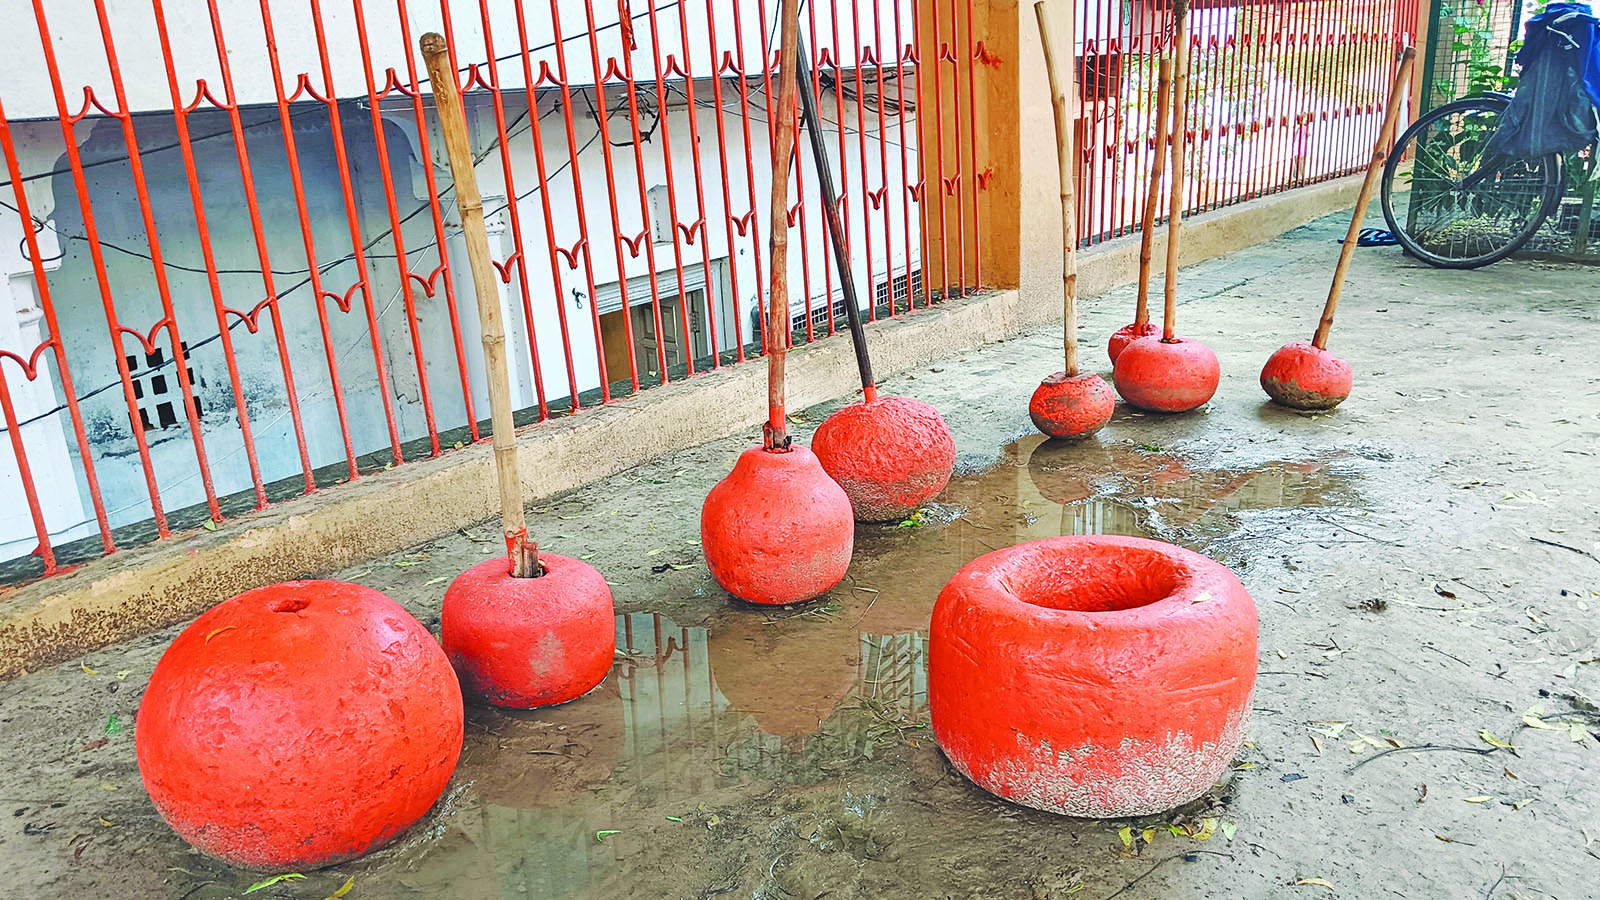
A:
[1108,321,1160,363]
[929,536,1257,817]
[1113,336,1221,413]
[442,553,616,708]
[811,395,956,522]
[136,581,463,871]
[701,445,854,605]
[1260,340,1352,410]
[1029,372,1116,440]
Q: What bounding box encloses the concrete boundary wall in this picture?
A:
[0,175,1361,679]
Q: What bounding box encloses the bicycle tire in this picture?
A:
[1380,95,1563,269]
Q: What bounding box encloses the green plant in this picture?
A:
[1435,0,1522,101]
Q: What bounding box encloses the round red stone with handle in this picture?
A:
[701,445,854,605]
[929,535,1257,817]
[1029,372,1116,440]
[1113,336,1221,413]
[811,395,956,522]
[442,552,616,708]
[136,581,463,872]
[1108,321,1160,363]
[1260,340,1353,410]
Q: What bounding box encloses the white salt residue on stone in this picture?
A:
[948,702,1252,818]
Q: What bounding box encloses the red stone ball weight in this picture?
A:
[1107,321,1161,363]
[701,445,854,605]
[1260,340,1353,411]
[1029,372,1116,440]
[1112,336,1221,413]
[136,581,463,871]
[929,535,1257,817]
[442,552,616,708]
[811,395,956,522]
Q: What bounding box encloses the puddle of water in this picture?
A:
[178,440,1354,898]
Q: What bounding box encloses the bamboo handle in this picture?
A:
[1034,0,1080,377]
[1313,46,1417,350]
[1162,0,1191,342]
[764,0,802,449]
[421,32,536,577]
[796,35,876,398]
[1135,60,1174,328]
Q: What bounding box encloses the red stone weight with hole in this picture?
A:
[701,445,854,605]
[442,553,615,708]
[1029,372,1116,440]
[811,395,956,521]
[1107,321,1161,363]
[1113,336,1221,413]
[135,581,463,871]
[1260,340,1352,411]
[929,535,1257,817]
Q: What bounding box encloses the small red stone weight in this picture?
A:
[442,552,616,708]
[1107,321,1160,363]
[929,535,1258,817]
[1033,3,1114,442]
[1260,340,1352,410]
[1260,50,1417,412]
[136,581,463,872]
[701,445,854,605]
[812,395,956,521]
[1029,372,1116,440]
[1113,335,1221,413]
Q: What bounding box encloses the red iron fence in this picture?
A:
[0,0,1418,584]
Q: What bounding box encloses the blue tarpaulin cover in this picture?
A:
[1485,1,1600,158]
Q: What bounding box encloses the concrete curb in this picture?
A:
[0,174,1362,679]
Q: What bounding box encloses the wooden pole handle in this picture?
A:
[1162,0,1191,343]
[421,32,536,577]
[1135,60,1174,328]
[1034,0,1081,376]
[764,0,802,449]
[1313,46,1417,350]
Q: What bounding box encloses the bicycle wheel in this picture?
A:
[1381,96,1563,269]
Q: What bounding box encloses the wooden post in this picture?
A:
[1135,60,1174,329]
[1034,0,1080,377]
[1162,0,1191,342]
[1313,47,1417,350]
[765,0,803,450]
[420,33,537,577]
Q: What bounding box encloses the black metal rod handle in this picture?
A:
[795,36,876,394]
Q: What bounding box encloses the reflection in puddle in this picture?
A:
[402,440,1355,897]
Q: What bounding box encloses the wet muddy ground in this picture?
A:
[2,210,1598,899]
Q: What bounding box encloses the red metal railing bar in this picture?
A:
[604,3,676,385]
[350,0,444,452]
[700,0,751,361]
[637,0,702,376]
[149,0,269,509]
[302,0,409,464]
[663,0,726,367]
[458,0,553,417]
[577,0,646,391]
[729,0,772,355]
[503,0,591,407]
[0,98,116,560]
[391,0,483,437]
[542,0,618,398]
[805,0,837,337]
[33,0,175,535]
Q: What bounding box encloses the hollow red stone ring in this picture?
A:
[929,535,1258,817]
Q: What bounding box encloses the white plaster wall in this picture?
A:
[0,0,915,119]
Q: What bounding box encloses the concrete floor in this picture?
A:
[2,208,1597,899]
